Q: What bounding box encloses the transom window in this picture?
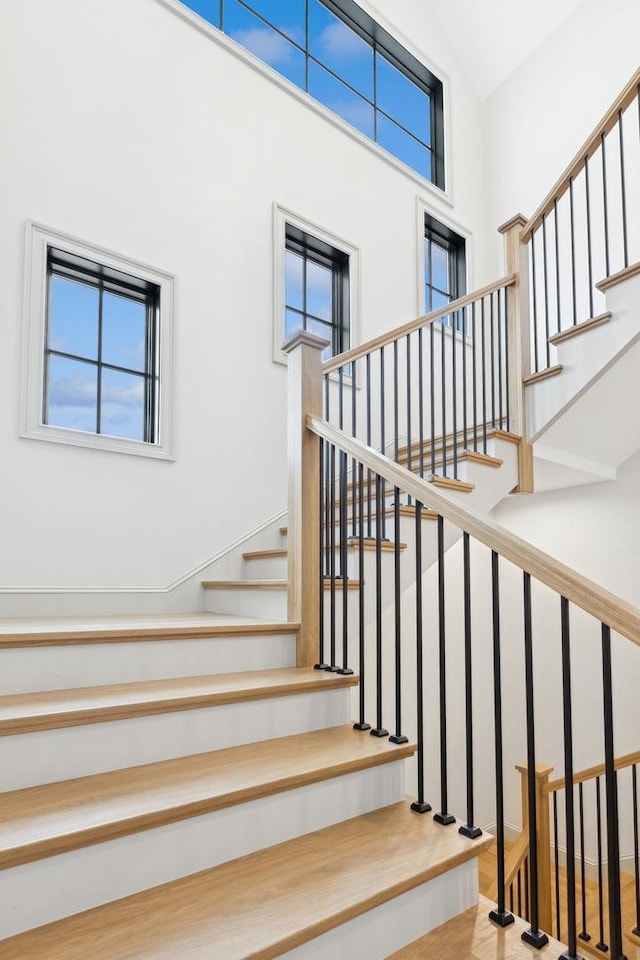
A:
[45,248,160,442]
[179,0,444,186]
[285,225,349,359]
[424,215,466,332]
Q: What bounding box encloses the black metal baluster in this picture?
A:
[570,177,578,326]
[329,442,337,671]
[406,333,412,505]
[371,472,388,738]
[380,347,387,540]
[489,550,515,928]
[504,292,511,429]
[418,328,425,479]
[602,132,611,278]
[434,515,455,826]
[585,157,595,319]
[633,763,640,935]
[452,306,458,479]
[554,198,562,334]
[497,291,503,429]
[518,869,523,918]
[472,301,478,451]
[559,596,582,960]
[578,782,592,943]
[390,341,407,744]
[554,791,561,940]
[490,291,496,429]
[411,499,431,814]
[441,314,447,477]
[353,458,370,731]
[510,883,514,916]
[542,213,551,365]
[430,323,436,475]
[337,444,352,676]
[601,624,623,960]
[366,353,372,540]
[618,110,629,269]
[522,572,549,948]
[531,233,540,372]
[316,437,329,670]
[595,775,608,952]
[524,857,530,922]
[460,531,481,839]
[481,296,487,452]
[351,361,357,538]
[462,304,468,446]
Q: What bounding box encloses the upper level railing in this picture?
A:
[521,67,640,373]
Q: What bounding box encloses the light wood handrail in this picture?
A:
[322,275,516,374]
[522,67,640,242]
[546,749,640,794]
[308,417,640,649]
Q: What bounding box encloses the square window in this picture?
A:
[22,223,175,459]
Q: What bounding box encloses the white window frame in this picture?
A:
[21,221,176,460]
[272,203,361,367]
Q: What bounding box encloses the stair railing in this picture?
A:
[520,67,640,374]
[295,409,639,959]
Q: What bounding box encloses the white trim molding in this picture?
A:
[20,221,176,461]
[272,203,361,367]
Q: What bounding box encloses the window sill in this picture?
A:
[20,424,176,461]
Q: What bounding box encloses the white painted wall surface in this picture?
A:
[484,0,640,266]
[0,0,488,600]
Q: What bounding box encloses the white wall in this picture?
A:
[0,0,488,602]
[484,0,640,268]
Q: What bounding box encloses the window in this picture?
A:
[424,213,466,331]
[178,0,445,187]
[285,225,349,360]
[45,249,159,442]
[22,223,175,459]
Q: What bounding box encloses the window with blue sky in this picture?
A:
[179,0,444,186]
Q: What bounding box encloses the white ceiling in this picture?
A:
[430,0,585,100]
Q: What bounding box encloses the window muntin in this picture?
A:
[424,215,466,331]
[284,226,349,360]
[179,0,444,187]
[45,248,160,443]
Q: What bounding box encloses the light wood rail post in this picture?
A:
[515,761,554,934]
[499,214,534,492]
[283,331,327,667]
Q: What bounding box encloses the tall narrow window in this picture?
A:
[179,0,445,187]
[424,214,466,331]
[45,248,160,442]
[284,225,349,359]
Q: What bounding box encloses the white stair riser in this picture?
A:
[0,688,351,789]
[203,588,288,618]
[0,634,296,694]
[0,761,406,940]
[244,556,288,578]
[281,860,478,960]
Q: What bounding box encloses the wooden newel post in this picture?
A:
[515,761,554,933]
[499,214,534,493]
[282,331,327,668]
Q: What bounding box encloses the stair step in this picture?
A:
[0,802,492,960]
[0,667,358,736]
[387,895,567,958]
[345,450,503,493]
[280,505,439,537]
[522,364,564,386]
[0,725,414,870]
[0,612,299,648]
[397,426,521,463]
[242,549,288,562]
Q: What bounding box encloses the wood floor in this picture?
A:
[479,841,639,956]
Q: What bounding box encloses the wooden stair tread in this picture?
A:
[398,426,521,461]
[0,725,414,869]
[346,450,503,490]
[596,260,640,292]
[0,667,357,736]
[522,364,563,386]
[0,612,299,648]
[547,311,611,345]
[201,579,362,590]
[0,802,492,960]
[242,549,287,561]
[386,895,567,958]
